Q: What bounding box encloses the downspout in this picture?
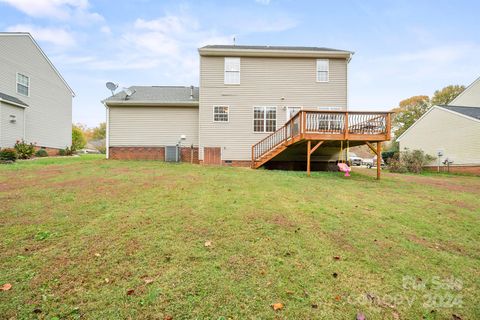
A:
[104,102,110,159]
[23,107,26,140]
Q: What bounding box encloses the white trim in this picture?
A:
[316,59,329,82]
[0,97,28,108]
[213,105,229,122]
[449,76,480,106]
[396,105,480,142]
[16,72,30,97]
[396,107,436,142]
[436,105,480,124]
[253,106,277,133]
[199,47,353,59]
[0,33,75,97]
[23,107,26,140]
[104,101,198,107]
[105,104,110,159]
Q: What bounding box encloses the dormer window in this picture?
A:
[17,73,29,96]
[224,57,240,84]
[316,59,329,82]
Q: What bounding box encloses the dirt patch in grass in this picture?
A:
[406,234,467,256]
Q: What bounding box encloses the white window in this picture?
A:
[254,106,276,132]
[286,106,301,121]
[17,73,29,96]
[316,59,329,82]
[213,106,229,122]
[224,57,240,84]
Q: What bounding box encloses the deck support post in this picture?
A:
[376,142,382,180]
[307,140,311,176]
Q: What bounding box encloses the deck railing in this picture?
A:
[252,110,392,161]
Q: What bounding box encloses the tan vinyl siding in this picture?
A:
[109,106,198,147]
[399,107,480,165]
[449,77,480,107]
[0,103,25,147]
[0,35,72,149]
[199,56,348,160]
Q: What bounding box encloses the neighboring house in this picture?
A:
[104,45,391,176]
[397,76,480,174]
[0,32,74,153]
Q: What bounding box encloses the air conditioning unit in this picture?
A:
[165,146,180,162]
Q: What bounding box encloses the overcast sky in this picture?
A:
[1,0,479,127]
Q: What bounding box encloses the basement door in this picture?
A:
[203,147,222,165]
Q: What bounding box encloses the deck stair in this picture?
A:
[251,110,392,169]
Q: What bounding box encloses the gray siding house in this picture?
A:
[0,33,74,152]
[397,76,480,174]
[105,45,357,165]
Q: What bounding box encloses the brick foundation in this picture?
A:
[35,146,61,156]
[424,165,480,176]
[109,146,199,163]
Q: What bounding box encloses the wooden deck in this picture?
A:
[251,110,393,179]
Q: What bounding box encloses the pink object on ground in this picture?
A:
[337,162,351,177]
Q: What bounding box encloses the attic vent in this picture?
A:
[165,146,180,162]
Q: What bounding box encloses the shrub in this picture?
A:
[14,140,36,159]
[388,149,435,174]
[381,151,396,164]
[59,147,74,156]
[35,149,49,157]
[72,125,86,151]
[0,148,18,162]
[388,158,408,173]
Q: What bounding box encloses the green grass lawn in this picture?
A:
[1,155,479,319]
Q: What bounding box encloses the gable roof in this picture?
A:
[104,86,199,106]
[396,105,480,142]
[199,44,353,59]
[0,91,28,107]
[439,105,480,120]
[448,76,480,107]
[0,32,75,97]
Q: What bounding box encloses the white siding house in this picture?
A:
[397,76,480,173]
[0,33,74,150]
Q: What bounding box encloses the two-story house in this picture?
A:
[105,45,391,176]
[0,33,74,153]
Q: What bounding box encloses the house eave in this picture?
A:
[104,100,199,107]
[0,98,28,108]
[198,48,353,60]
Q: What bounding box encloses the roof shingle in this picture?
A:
[105,86,199,103]
[0,91,28,107]
[440,105,480,120]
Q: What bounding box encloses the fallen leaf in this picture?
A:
[33,308,42,314]
[271,303,284,311]
[94,253,101,257]
[333,256,341,260]
[126,289,135,296]
[452,315,462,320]
[204,240,212,247]
[332,272,338,278]
[311,303,318,309]
[334,295,341,301]
[144,279,154,285]
[285,290,294,295]
[104,278,110,283]
[392,311,400,320]
[164,316,173,320]
[1,283,12,291]
[356,312,366,320]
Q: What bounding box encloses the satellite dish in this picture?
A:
[105,82,118,96]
